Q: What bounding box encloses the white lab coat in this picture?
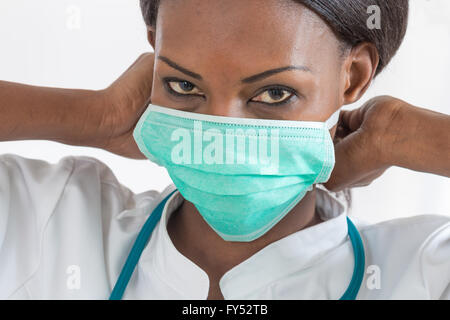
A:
[0,154,449,299]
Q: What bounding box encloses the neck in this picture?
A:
[167,187,322,278]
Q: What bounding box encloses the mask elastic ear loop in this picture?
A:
[325,109,341,130]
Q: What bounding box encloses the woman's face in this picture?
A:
[149,0,349,129]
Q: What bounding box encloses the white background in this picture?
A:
[0,0,449,223]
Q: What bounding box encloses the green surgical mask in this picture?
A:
[133,104,339,242]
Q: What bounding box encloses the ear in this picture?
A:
[342,42,379,105]
[147,27,156,50]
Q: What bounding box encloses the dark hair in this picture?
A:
[139,0,409,76]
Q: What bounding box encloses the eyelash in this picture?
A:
[163,77,205,100]
[252,85,297,106]
[163,77,297,106]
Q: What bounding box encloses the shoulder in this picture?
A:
[0,153,75,182]
[0,153,169,230]
[354,214,450,255]
[0,153,120,187]
[357,214,450,241]
[0,153,127,193]
[0,154,165,298]
[356,214,450,299]
[0,153,166,246]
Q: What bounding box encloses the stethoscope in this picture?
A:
[109,189,365,300]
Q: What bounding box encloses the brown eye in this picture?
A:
[167,80,203,95]
[251,88,294,105]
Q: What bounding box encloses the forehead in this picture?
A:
[155,0,340,75]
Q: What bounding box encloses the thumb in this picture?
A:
[340,98,380,132]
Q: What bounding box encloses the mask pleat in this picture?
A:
[133,104,337,242]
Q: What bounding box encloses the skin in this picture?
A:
[0,54,155,159]
[0,0,449,300]
[146,0,379,299]
[326,96,450,190]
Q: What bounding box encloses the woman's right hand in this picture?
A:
[0,53,155,160]
[95,52,155,159]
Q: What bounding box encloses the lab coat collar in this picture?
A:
[140,184,210,299]
[144,184,348,299]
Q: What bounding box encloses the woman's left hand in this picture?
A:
[96,53,155,159]
[324,96,450,192]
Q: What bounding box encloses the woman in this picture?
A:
[0,0,449,300]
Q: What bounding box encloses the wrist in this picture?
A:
[87,86,136,151]
[384,102,450,176]
[55,89,107,148]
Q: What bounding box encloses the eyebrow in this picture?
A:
[158,55,311,84]
[241,65,311,83]
[158,55,203,80]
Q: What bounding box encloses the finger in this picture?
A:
[334,124,351,141]
[113,52,155,116]
[324,130,368,191]
[339,100,375,132]
[115,52,155,93]
[127,52,154,73]
[340,109,363,132]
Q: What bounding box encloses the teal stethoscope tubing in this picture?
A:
[109,189,365,300]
